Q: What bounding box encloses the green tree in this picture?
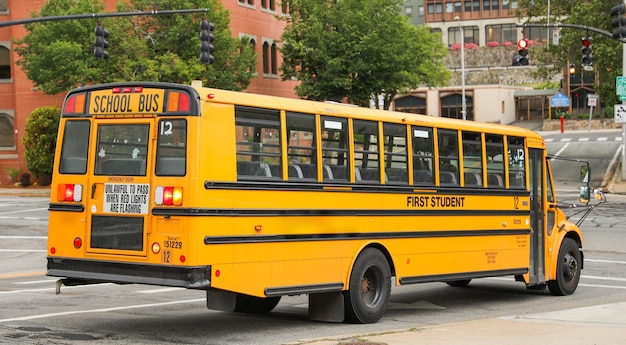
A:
[23,106,61,181]
[14,0,256,95]
[280,0,450,109]
[516,0,622,115]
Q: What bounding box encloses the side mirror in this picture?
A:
[579,186,590,204]
[580,165,589,183]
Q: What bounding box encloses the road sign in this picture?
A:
[617,76,626,96]
[587,94,598,107]
[615,104,626,123]
[550,93,570,107]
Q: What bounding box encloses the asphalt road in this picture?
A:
[0,192,625,344]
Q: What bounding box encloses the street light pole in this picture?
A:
[455,16,467,120]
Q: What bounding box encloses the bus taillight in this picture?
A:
[155,186,183,206]
[56,184,83,202]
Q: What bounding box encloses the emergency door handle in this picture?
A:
[91,183,97,199]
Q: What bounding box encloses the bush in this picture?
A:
[23,106,60,180]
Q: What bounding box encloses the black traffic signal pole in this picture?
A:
[517,23,626,43]
[0,8,209,28]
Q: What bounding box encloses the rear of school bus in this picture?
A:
[47,82,210,289]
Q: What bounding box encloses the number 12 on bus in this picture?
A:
[47,81,594,323]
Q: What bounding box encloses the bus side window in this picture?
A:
[235,106,281,180]
[508,136,526,188]
[286,112,316,181]
[383,123,408,184]
[411,126,434,185]
[353,119,380,183]
[437,129,459,186]
[321,116,349,182]
[486,134,505,188]
[462,131,483,187]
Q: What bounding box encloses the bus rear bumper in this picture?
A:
[47,257,211,289]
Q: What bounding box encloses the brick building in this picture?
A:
[0,0,297,184]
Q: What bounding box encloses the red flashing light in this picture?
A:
[178,92,190,112]
[73,237,82,249]
[65,96,76,113]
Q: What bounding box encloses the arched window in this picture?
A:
[0,46,10,79]
[271,43,277,75]
[262,41,270,74]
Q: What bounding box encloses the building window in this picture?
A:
[0,113,14,148]
[454,1,462,12]
[448,26,479,46]
[262,0,275,11]
[485,24,517,43]
[418,6,424,16]
[239,0,254,6]
[263,41,270,74]
[0,46,10,79]
[271,43,277,75]
[0,0,6,12]
[446,2,453,13]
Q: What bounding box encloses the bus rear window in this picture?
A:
[95,124,149,176]
[156,119,187,176]
[59,120,90,174]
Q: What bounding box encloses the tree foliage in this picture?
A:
[14,0,256,95]
[280,0,450,109]
[23,106,61,179]
[516,0,622,114]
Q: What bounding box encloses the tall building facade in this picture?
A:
[0,0,296,184]
[396,0,562,123]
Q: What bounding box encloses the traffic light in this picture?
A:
[569,64,577,75]
[200,20,215,64]
[611,2,626,39]
[517,39,529,66]
[581,37,592,68]
[93,24,109,60]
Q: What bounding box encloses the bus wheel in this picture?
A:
[548,238,581,296]
[344,248,391,324]
[234,294,281,314]
[446,279,471,287]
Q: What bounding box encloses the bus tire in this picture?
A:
[446,279,471,287]
[234,294,281,314]
[343,248,391,324]
[547,238,581,296]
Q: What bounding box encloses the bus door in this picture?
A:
[528,148,545,284]
[86,118,155,256]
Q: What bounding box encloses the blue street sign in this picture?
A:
[550,93,570,108]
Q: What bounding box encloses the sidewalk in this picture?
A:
[0,186,50,197]
[295,302,626,345]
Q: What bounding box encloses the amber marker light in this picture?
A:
[151,242,161,254]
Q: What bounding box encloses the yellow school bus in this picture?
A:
[47,81,586,323]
